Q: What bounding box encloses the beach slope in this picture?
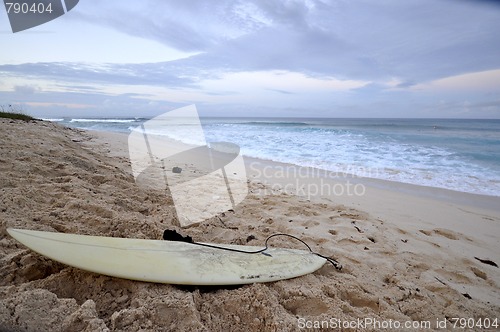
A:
[1,119,499,331]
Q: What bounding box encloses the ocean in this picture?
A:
[45,117,500,197]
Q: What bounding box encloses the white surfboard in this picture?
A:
[7,228,326,285]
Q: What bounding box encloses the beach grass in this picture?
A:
[0,105,36,121]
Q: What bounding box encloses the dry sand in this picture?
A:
[0,119,499,331]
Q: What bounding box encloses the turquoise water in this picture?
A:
[50,117,500,196]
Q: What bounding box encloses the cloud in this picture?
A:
[14,85,38,94]
[412,69,500,93]
[266,89,295,95]
[199,70,368,94]
[0,62,197,87]
[1,0,500,118]
[423,99,500,118]
[72,0,272,52]
[69,0,500,84]
[0,87,182,118]
[2,0,500,86]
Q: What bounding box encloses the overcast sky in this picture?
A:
[1,0,500,118]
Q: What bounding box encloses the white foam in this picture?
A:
[198,123,500,196]
[70,118,136,123]
[41,118,64,122]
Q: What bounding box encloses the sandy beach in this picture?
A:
[1,119,499,331]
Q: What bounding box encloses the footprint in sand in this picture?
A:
[419,229,432,236]
[470,266,488,280]
[433,228,459,240]
[301,220,320,228]
[340,289,379,311]
[419,228,469,241]
[283,298,329,316]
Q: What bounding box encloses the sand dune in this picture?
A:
[1,119,499,331]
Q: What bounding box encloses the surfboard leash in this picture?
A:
[163,230,342,270]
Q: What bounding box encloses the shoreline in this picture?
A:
[58,116,500,199]
[87,127,500,212]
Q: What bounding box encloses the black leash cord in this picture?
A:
[191,233,342,270]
